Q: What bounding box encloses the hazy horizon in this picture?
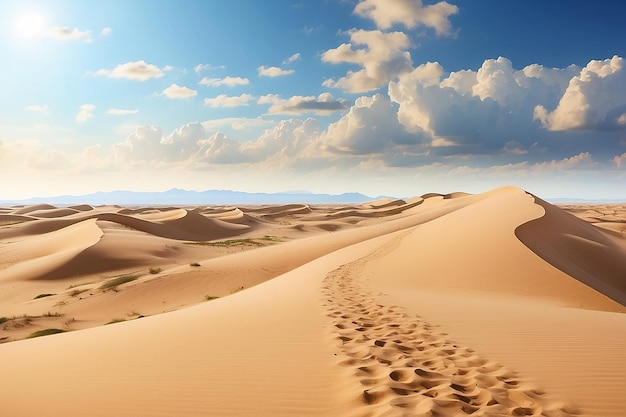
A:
[1,0,625,200]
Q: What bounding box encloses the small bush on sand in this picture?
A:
[106,318,126,325]
[149,267,162,274]
[69,289,87,297]
[204,295,219,301]
[190,262,201,267]
[26,328,65,339]
[34,293,56,299]
[99,275,139,291]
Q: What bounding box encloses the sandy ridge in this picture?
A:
[323,231,578,417]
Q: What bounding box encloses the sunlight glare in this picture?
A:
[15,11,47,38]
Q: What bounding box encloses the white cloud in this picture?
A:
[162,84,198,99]
[26,105,48,113]
[100,27,112,36]
[95,60,164,81]
[257,93,348,115]
[163,65,175,72]
[107,108,139,115]
[199,76,250,87]
[76,104,95,123]
[540,152,594,170]
[320,93,420,155]
[44,26,92,42]
[113,125,165,163]
[113,119,320,166]
[534,56,626,131]
[614,152,626,168]
[257,66,295,77]
[203,94,255,107]
[387,57,586,151]
[283,53,301,64]
[354,0,458,36]
[322,29,413,93]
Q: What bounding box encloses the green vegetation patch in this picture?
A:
[34,293,56,299]
[69,289,88,297]
[186,235,281,248]
[149,267,162,274]
[204,295,219,301]
[99,275,139,291]
[26,328,65,339]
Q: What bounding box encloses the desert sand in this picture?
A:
[1,185,625,416]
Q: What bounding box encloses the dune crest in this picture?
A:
[516,195,626,306]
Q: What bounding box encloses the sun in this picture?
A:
[15,11,47,38]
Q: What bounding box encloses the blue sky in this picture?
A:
[1,0,626,199]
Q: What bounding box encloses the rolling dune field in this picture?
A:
[1,186,625,416]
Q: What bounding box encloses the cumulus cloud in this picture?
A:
[44,26,92,42]
[100,27,112,36]
[320,93,420,155]
[257,93,349,115]
[322,29,413,93]
[113,119,320,166]
[107,108,138,115]
[95,60,164,81]
[203,94,255,107]
[26,105,48,113]
[387,57,590,153]
[162,84,198,99]
[534,56,626,131]
[76,104,95,123]
[354,0,458,36]
[257,66,295,77]
[199,76,250,87]
[614,152,626,168]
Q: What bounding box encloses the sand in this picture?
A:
[0,185,625,416]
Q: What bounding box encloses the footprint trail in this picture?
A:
[322,233,579,417]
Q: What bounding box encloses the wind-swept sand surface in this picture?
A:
[1,186,625,416]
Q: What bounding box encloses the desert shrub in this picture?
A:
[69,289,87,297]
[204,295,219,301]
[34,293,56,299]
[26,328,65,339]
[99,275,139,290]
[149,267,162,274]
[190,262,201,267]
[185,236,279,248]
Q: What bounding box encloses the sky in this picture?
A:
[1,0,626,200]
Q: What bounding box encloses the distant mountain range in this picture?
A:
[1,188,383,205]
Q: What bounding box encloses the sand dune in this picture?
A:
[0,186,625,416]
